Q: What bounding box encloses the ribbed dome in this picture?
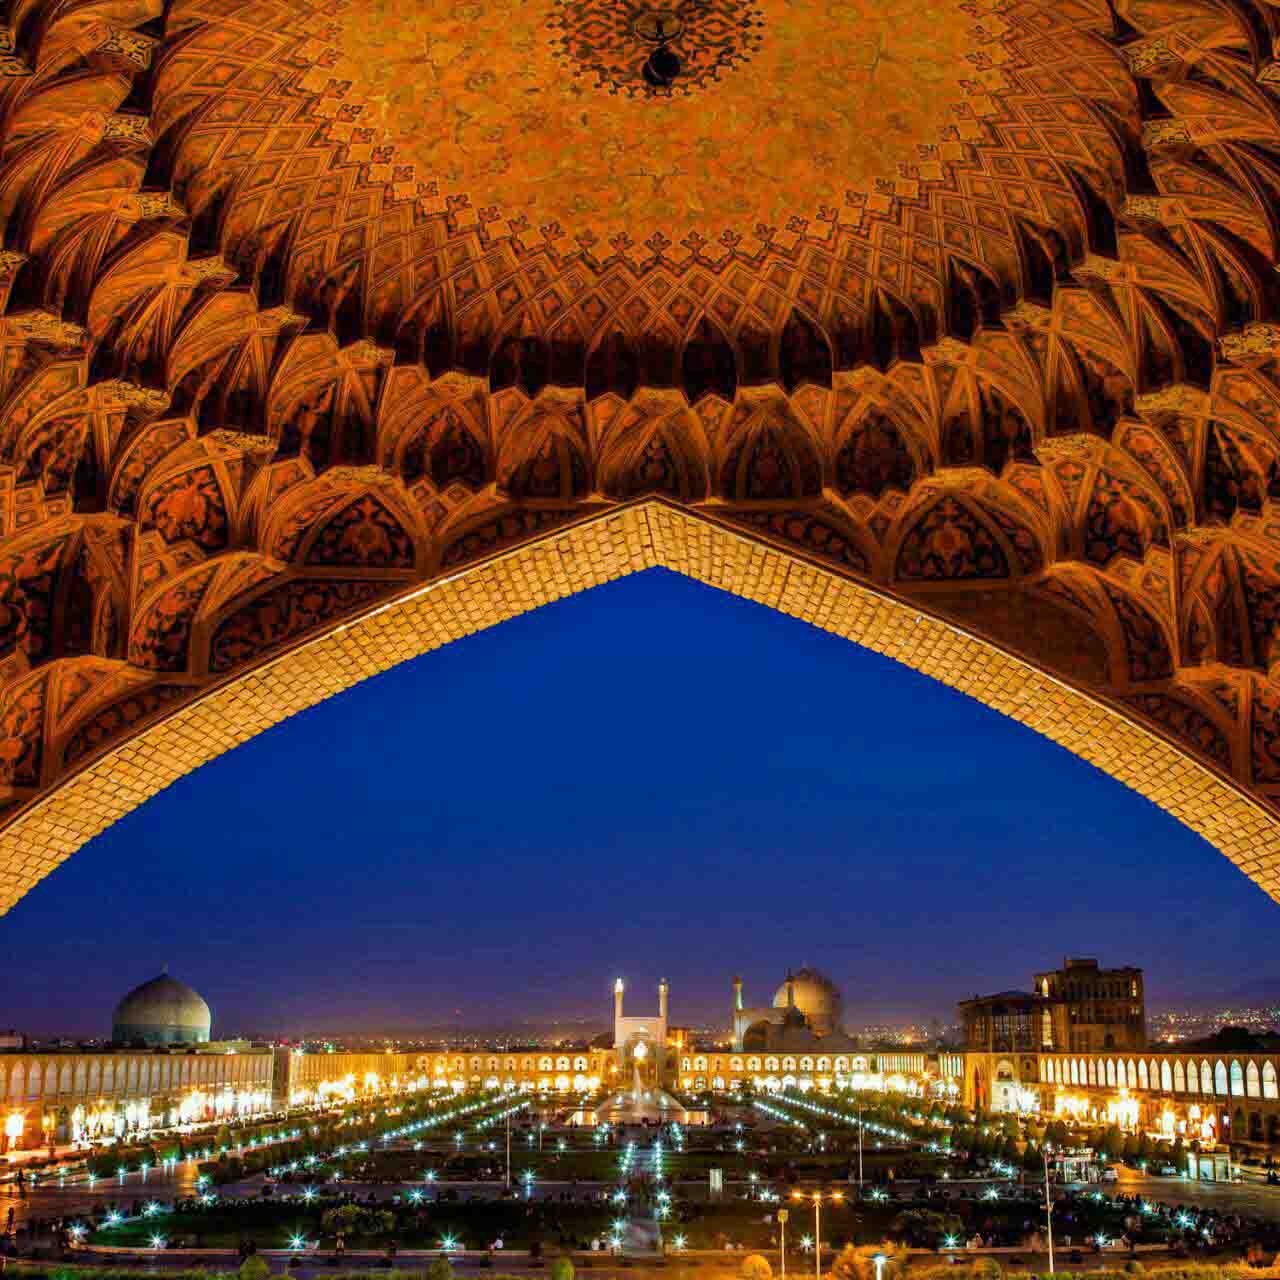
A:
[774,967,843,1037]
[112,973,211,1046]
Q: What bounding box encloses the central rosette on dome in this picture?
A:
[334,0,971,243]
[548,0,765,97]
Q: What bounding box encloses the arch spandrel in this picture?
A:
[1,499,1279,916]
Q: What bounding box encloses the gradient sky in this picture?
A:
[0,567,1276,1039]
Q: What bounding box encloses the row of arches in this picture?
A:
[293,1052,610,1093]
[1042,1054,1280,1099]
[1,1052,270,1102]
[681,1054,869,1074]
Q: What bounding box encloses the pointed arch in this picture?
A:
[779,309,833,392]
[718,400,822,502]
[681,317,737,406]
[499,413,591,502]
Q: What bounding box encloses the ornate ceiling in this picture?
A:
[3,0,1280,910]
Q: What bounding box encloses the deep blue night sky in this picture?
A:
[0,567,1275,1039]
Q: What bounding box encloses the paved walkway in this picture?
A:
[1113,1167,1280,1218]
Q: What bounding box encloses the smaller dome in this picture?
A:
[774,967,844,1037]
[113,973,211,1046]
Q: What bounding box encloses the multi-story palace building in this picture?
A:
[1035,958,1146,1053]
[958,958,1146,1061]
[959,959,1280,1150]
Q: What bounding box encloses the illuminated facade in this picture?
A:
[0,1045,273,1151]
[959,958,1148,1104]
[732,971,855,1050]
[962,1044,1280,1148]
[1033,958,1146,1053]
[278,978,963,1104]
[959,963,1280,1148]
[279,1046,615,1105]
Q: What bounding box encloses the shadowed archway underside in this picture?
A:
[5,0,1280,909]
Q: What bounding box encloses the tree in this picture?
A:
[427,1260,453,1280]
[829,1244,902,1280]
[239,1257,270,1280]
[1044,1121,1069,1147]
[740,1256,772,1280]
[1101,1126,1125,1160]
[551,1261,575,1280]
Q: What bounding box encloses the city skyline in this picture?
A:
[1,570,1277,1038]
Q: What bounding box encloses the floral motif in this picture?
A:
[1104,584,1173,684]
[209,579,385,672]
[896,497,1008,581]
[548,0,764,99]
[1125,692,1231,768]
[333,0,971,242]
[442,509,581,568]
[835,411,915,498]
[0,672,47,786]
[306,495,416,567]
[62,684,189,768]
[727,509,869,575]
[0,538,66,661]
[142,465,229,551]
[130,566,217,671]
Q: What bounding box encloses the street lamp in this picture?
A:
[791,1189,843,1280]
[1042,1148,1056,1275]
[857,1099,864,1190]
[777,1207,789,1280]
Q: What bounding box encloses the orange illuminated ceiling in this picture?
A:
[2,0,1280,909]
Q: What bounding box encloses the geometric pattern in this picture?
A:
[547,0,766,99]
[4,0,1280,908]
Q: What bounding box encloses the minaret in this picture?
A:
[733,975,743,1012]
[614,977,625,1022]
[658,977,669,1020]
